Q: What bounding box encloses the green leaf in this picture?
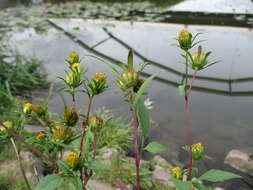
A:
[57,160,72,173]
[134,73,157,110]
[199,169,241,182]
[144,141,167,154]
[192,181,212,190]
[35,174,64,190]
[172,178,192,190]
[128,49,133,71]
[136,100,150,140]
[60,177,82,190]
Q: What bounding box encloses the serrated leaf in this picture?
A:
[136,100,150,140]
[172,178,193,190]
[134,73,157,110]
[144,141,167,154]
[199,169,241,182]
[35,174,64,190]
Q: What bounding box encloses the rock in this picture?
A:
[225,149,253,176]
[24,124,46,133]
[100,148,119,165]
[214,188,225,190]
[152,155,170,168]
[151,165,175,188]
[87,180,120,190]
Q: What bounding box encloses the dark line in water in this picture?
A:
[47,18,253,97]
[91,37,111,49]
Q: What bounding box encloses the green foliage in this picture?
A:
[199,169,241,182]
[94,156,153,189]
[144,141,167,154]
[0,48,47,114]
[0,170,28,190]
[136,100,150,140]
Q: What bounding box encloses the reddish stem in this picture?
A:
[79,96,93,158]
[186,69,198,181]
[130,89,141,190]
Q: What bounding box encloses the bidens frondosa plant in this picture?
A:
[172,29,241,189]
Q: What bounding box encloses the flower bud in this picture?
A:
[191,52,207,70]
[66,71,81,88]
[71,63,83,73]
[178,29,192,51]
[52,124,73,142]
[192,142,204,161]
[0,121,12,133]
[63,107,79,126]
[37,131,45,141]
[32,103,44,116]
[69,52,79,66]
[23,102,33,115]
[88,72,107,96]
[66,151,80,169]
[172,166,181,179]
[119,70,139,91]
[89,116,103,131]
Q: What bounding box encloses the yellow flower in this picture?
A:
[32,103,44,116]
[191,52,207,70]
[63,107,79,126]
[66,151,80,169]
[178,29,192,51]
[192,142,204,160]
[52,124,73,142]
[23,102,33,115]
[37,131,45,141]
[0,121,12,132]
[71,63,83,73]
[69,51,79,65]
[89,116,103,131]
[88,72,107,96]
[172,166,181,179]
[93,72,107,86]
[119,70,138,91]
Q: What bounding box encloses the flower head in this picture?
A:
[52,124,73,142]
[89,116,103,131]
[71,63,83,73]
[63,107,79,126]
[0,121,12,133]
[172,166,181,179]
[32,103,44,116]
[69,52,79,66]
[191,52,207,70]
[88,72,107,96]
[192,142,204,160]
[66,71,82,88]
[119,70,139,91]
[37,131,45,141]
[66,151,80,169]
[23,102,33,115]
[178,29,192,51]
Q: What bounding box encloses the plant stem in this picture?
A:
[185,69,198,181]
[79,96,93,158]
[130,89,141,190]
[185,51,189,100]
[10,138,31,190]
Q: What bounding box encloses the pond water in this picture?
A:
[13,20,252,189]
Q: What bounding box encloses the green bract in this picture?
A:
[178,29,192,51]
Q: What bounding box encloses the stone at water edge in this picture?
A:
[151,165,175,188]
[225,149,253,176]
[152,155,169,167]
[87,180,133,190]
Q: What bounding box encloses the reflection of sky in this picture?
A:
[170,0,253,14]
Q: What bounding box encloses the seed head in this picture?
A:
[23,102,33,115]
